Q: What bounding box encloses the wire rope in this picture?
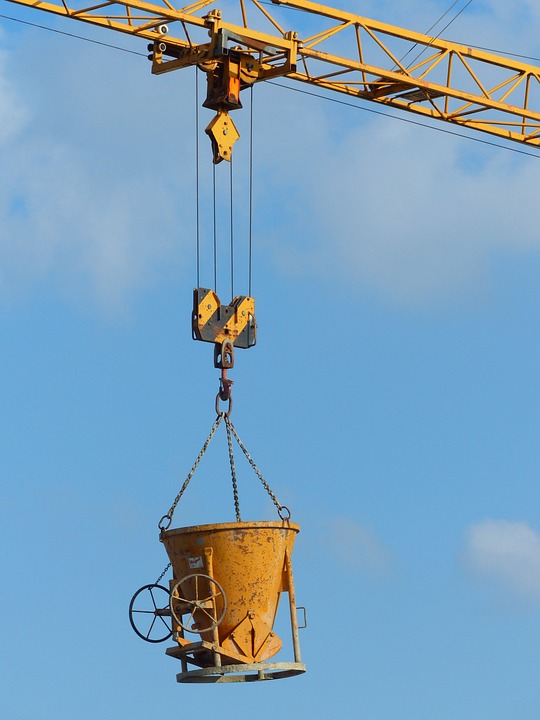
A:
[425,0,469,36]
[3,9,540,67]
[401,0,474,70]
[0,12,146,55]
[0,10,538,162]
[213,162,217,292]
[229,156,235,299]
[248,86,254,297]
[195,68,201,288]
[267,80,540,159]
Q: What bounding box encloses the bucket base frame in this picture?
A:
[174,661,306,684]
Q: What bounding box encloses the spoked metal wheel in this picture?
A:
[129,584,172,643]
[170,573,226,634]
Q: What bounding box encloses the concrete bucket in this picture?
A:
[160,520,305,682]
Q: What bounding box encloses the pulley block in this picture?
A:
[192,288,256,349]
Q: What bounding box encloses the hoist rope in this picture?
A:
[212,162,217,292]
[229,156,235,299]
[195,68,201,288]
[248,86,254,297]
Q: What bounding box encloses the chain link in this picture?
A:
[158,396,290,529]
[225,415,289,519]
[154,561,171,586]
[159,413,224,529]
[225,415,242,521]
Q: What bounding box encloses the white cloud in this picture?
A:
[465,520,540,600]
[0,30,195,310]
[247,0,540,306]
[258,74,540,306]
[322,516,392,577]
[2,2,540,310]
[0,43,28,142]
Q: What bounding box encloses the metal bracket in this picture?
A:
[215,339,234,370]
[205,110,240,164]
[192,288,256,349]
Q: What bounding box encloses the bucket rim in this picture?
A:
[160,520,300,538]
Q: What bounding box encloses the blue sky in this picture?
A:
[2,1,540,718]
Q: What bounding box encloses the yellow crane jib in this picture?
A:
[192,288,256,350]
[147,16,298,161]
[5,0,540,151]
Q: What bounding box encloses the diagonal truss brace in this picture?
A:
[4,0,540,147]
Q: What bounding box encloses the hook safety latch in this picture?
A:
[219,374,233,401]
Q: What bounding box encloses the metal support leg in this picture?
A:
[284,549,302,663]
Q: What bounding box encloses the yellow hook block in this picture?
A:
[205,109,240,164]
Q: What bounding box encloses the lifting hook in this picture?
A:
[216,339,234,412]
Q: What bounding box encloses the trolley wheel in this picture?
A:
[129,584,172,643]
[170,573,226,634]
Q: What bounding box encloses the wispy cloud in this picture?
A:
[261,103,540,305]
[2,3,540,310]
[464,519,540,601]
[322,516,393,578]
[0,44,27,142]
[0,32,194,310]
[254,3,540,306]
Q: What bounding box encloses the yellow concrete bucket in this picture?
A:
[160,520,306,683]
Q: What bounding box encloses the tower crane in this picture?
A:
[5,0,540,683]
[3,0,540,163]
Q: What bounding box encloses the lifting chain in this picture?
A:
[224,415,291,521]
[154,561,172,585]
[158,344,290,531]
[225,415,242,522]
[158,413,224,531]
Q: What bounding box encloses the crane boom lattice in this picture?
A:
[4,0,540,147]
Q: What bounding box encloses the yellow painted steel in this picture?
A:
[205,109,240,163]
[197,289,218,327]
[221,296,254,339]
[4,0,540,147]
[192,289,256,347]
[161,521,299,663]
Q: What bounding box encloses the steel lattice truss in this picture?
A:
[5,0,540,145]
